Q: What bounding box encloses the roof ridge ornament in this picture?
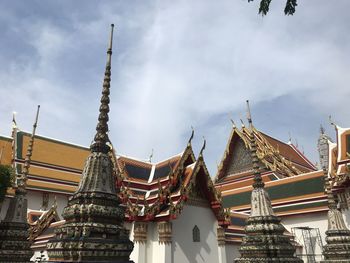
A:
[199,137,206,158]
[230,119,236,128]
[187,126,194,146]
[240,118,245,128]
[329,115,338,130]
[12,111,18,129]
[246,100,253,129]
[90,24,114,153]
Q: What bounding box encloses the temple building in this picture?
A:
[0,24,232,263]
[0,24,349,263]
[214,110,350,261]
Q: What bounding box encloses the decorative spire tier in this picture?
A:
[46,24,134,263]
[0,105,40,263]
[321,168,350,263]
[234,101,302,263]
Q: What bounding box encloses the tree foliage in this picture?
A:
[0,165,14,203]
[248,0,298,16]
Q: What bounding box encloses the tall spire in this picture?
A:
[234,102,302,263]
[245,101,264,189]
[91,24,114,154]
[0,106,40,263]
[47,25,134,263]
[17,105,40,190]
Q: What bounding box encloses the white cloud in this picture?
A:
[0,0,349,175]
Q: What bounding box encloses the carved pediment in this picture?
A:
[227,139,253,175]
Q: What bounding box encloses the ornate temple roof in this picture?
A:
[215,124,317,183]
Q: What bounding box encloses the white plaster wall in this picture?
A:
[172,204,219,263]
[225,243,239,262]
[282,212,328,262]
[27,190,42,211]
[26,190,69,217]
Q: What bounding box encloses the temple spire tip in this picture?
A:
[246,100,253,128]
[91,25,115,153]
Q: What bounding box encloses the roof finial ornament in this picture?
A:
[149,148,154,163]
[240,118,245,128]
[18,105,40,190]
[187,126,194,146]
[230,119,236,128]
[91,23,115,154]
[199,137,206,157]
[288,131,292,145]
[246,100,253,128]
[329,115,338,130]
[12,111,17,129]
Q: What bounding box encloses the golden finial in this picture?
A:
[230,119,236,128]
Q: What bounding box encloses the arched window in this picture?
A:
[193,225,200,242]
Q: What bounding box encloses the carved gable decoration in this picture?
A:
[189,177,206,200]
[188,171,210,207]
[227,138,253,175]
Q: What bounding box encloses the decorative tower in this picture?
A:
[46,24,134,263]
[318,125,332,169]
[0,105,40,262]
[234,101,302,263]
[321,168,350,263]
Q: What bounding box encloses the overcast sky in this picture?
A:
[0,1,349,175]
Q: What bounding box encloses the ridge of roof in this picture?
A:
[0,134,13,140]
[289,143,317,169]
[117,152,183,166]
[259,131,316,170]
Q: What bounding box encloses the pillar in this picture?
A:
[157,221,172,263]
[133,222,148,263]
[217,226,227,263]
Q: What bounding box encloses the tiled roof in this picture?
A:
[215,125,317,183]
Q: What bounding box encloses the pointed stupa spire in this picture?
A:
[91,24,114,154]
[17,105,40,190]
[245,101,264,190]
[47,25,134,263]
[235,102,302,263]
[0,105,40,263]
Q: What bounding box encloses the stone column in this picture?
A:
[217,226,227,263]
[133,222,148,263]
[157,221,172,263]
